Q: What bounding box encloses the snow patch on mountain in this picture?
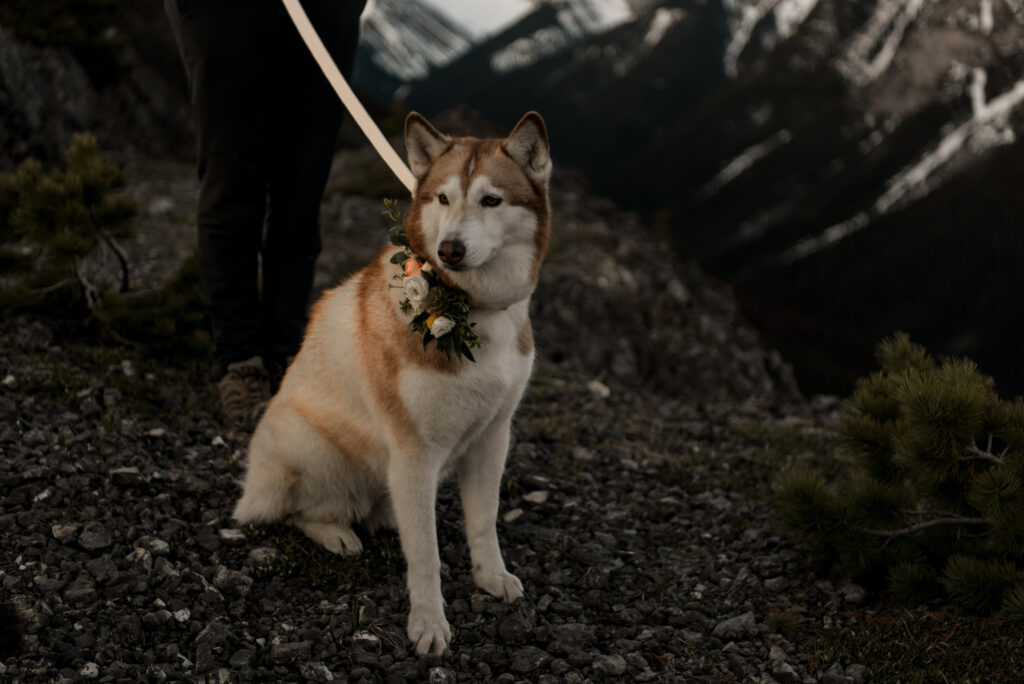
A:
[774,0,820,41]
[491,28,573,72]
[723,0,820,78]
[781,70,1024,264]
[970,67,987,116]
[723,1,770,79]
[645,6,685,46]
[836,0,930,86]
[780,213,869,264]
[1006,0,1024,23]
[557,0,634,36]
[490,0,635,73]
[876,71,1023,213]
[702,129,793,196]
[612,6,685,75]
[360,0,474,81]
[980,0,994,34]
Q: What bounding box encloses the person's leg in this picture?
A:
[262,0,367,369]
[165,0,277,372]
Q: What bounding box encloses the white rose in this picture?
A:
[403,274,429,303]
[429,315,455,338]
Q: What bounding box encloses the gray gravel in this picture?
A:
[0,325,867,682]
[1,153,868,682]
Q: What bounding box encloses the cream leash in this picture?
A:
[281,0,417,194]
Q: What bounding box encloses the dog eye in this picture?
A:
[481,195,502,207]
[438,193,449,205]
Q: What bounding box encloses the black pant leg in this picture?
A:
[261,0,366,364]
[166,0,278,368]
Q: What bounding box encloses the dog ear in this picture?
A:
[503,112,551,185]
[405,113,451,179]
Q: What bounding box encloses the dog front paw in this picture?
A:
[474,569,524,603]
[407,604,450,655]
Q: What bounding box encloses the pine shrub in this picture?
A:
[1,134,210,356]
[0,132,135,310]
[775,332,1024,614]
[1002,583,1024,624]
[99,255,211,356]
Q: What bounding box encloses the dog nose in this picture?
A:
[438,239,466,265]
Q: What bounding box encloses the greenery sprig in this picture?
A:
[383,199,481,362]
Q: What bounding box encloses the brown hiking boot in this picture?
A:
[218,356,271,428]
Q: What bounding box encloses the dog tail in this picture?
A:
[233,431,297,524]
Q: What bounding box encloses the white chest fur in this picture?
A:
[398,300,533,454]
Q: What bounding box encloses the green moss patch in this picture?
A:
[247,523,404,589]
[810,612,1024,683]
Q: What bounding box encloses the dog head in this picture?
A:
[403,112,551,310]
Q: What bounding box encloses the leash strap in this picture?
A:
[281,0,416,194]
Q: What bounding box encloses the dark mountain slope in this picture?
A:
[407,0,730,182]
[405,0,1024,395]
[744,135,1024,395]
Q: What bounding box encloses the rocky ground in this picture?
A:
[0,142,886,683]
[4,17,1024,681]
[0,356,868,684]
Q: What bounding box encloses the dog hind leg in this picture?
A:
[295,518,363,555]
[233,430,298,524]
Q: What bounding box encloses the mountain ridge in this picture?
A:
[402,0,1024,395]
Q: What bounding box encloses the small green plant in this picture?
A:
[810,611,1024,682]
[0,0,118,51]
[99,255,211,356]
[1,134,211,357]
[775,332,1024,617]
[247,523,404,588]
[16,343,210,420]
[0,132,135,311]
[766,609,801,639]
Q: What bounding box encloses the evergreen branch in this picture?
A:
[74,259,99,312]
[34,278,74,294]
[97,320,144,349]
[89,208,130,293]
[964,445,1005,465]
[902,509,964,518]
[859,517,989,538]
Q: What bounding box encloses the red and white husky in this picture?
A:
[234,112,552,654]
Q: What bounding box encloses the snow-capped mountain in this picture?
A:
[407,0,726,169]
[490,0,635,72]
[359,0,473,82]
[353,0,640,101]
[721,0,820,77]
[665,0,1024,394]
[353,0,474,102]
[406,0,1024,396]
[682,0,1024,264]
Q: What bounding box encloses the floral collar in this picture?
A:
[385,199,481,362]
